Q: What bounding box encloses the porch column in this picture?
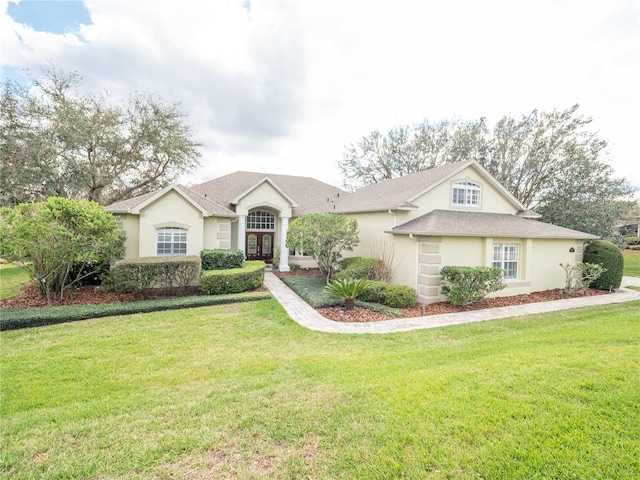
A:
[237,215,246,257]
[279,216,290,272]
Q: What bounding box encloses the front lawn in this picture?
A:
[2,299,639,479]
[0,264,31,300]
[623,249,640,277]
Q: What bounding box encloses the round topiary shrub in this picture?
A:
[583,240,624,290]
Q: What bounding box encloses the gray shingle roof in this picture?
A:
[334,161,474,213]
[390,210,598,239]
[105,185,235,216]
[190,171,346,216]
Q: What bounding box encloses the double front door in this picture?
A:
[246,232,273,262]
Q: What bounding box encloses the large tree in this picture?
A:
[535,146,637,237]
[0,197,125,301]
[286,213,359,283]
[338,105,637,233]
[0,66,201,206]
[338,106,634,205]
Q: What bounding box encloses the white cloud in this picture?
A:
[1,0,638,192]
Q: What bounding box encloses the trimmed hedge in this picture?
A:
[0,291,272,331]
[583,240,624,290]
[358,280,417,308]
[111,256,201,294]
[200,261,265,295]
[201,249,244,270]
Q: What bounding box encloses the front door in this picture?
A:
[246,232,273,263]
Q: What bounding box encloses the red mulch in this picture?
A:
[276,268,610,323]
[2,268,610,325]
[0,283,267,309]
[317,287,610,323]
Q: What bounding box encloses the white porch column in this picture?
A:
[237,215,246,257]
[279,216,290,272]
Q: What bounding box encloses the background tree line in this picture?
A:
[1,66,201,207]
[338,105,638,238]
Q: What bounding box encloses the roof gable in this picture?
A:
[105,184,235,217]
[191,171,345,216]
[231,177,299,207]
[335,160,527,213]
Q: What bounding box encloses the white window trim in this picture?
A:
[492,243,519,280]
[156,227,187,256]
[452,180,481,207]
[246,210,276,231]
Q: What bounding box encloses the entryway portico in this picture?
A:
[232,178,296,272]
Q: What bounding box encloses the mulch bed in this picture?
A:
[2,268,610,324]
[317,288,610,323]
[276,268,610,323]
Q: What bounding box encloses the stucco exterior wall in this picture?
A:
[138,190,204,257]
[407,235,584,304]
[412,167,519,214]
[203,217,232,250]
[530,239,585,291]
[234,182,293,218]
[117,214,140,259]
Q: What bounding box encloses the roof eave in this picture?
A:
[388,229,598,240]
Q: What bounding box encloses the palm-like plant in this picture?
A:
[324,278,371,310]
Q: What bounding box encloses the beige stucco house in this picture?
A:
[106,160,597,304]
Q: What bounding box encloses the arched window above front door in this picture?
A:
[246,210,275,230]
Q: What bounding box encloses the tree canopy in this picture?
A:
[286,213,359,283]
[0,66,201,207]
[338,105,637,236]
[0,197,125,301]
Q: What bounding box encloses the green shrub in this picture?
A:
[69,260,111,286]
[560,262,606,294]
[0,291,272,331]
[200,261,265,295]
[358,280,388,304]
[358,280,417,308]
[338,257,362,270]
[383,284,417,308]
[111,256,201,295]
[289,263,301,272]
[583,240,624,290]
[201,249,244,270]
[335,257,384,281]
[440,266,506,307]
[324,278,371,310]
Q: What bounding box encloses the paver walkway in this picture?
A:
[263,272,640,334]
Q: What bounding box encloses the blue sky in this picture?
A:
[1,0,639,194]
[7,0,90,34]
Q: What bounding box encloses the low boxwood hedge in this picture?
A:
[201,249,244,270]
[110,255,201,294]
[0,291,272,331]
[200,260,265,295]
[358,280,417,308]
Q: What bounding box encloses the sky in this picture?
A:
[1,0,639,193]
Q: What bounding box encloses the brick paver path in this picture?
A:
[263,273,640,334]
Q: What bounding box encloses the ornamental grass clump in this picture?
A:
[324,277,371,310]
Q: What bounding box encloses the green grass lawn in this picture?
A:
[623,249,640,277]
[0,264,31,300]
[2,299,639,479]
